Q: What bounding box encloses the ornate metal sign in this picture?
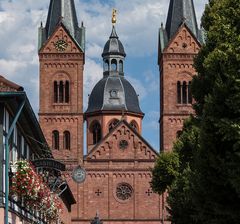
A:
[72,165,86,184]
[33,159,67,196]
[32,159,65,171]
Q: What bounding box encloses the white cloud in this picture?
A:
[126,75,147,99]
[86,43,103,58]
[0,11,15,23]
[83,58,102,110]
[0,59,27,75]
[0,0,208,148]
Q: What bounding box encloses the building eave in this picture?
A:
[0,92,51,158]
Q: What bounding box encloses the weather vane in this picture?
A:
[112,8,117,25]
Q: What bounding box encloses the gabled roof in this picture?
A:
[85,119,158,160]
[38,0,85,51]
[163,23,202,54]
[0,75,23,92]
[38,22,84,53]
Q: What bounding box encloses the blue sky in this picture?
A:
[0,0,208,151]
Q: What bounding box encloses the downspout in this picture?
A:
[4,99,25,224]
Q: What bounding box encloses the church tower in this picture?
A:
[38,0,85,163]
[85,19,144,152]
[75,12,160,224]
[159,0,203,152]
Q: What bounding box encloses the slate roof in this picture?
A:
[86,25,142,116]
[159,0,204,53]
[39,0,85,51]
[85,75,143,115]
[102,26,126,57]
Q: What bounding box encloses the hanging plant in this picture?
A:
[10,160,63,222]
[10,160,41,206]
[41,192,63,223]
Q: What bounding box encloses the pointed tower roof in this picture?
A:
[158,0,203,53]
[166,0,198,39]
[45,0,78,38]
[38,0,85,51]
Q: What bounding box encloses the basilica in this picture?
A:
[37,0,203,223]
[1,0,203,223]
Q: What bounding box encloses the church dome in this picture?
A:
[85,76,143,115]
[102,26,126,57]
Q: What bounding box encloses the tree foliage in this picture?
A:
[151,118,200,224]
[190,0,240,223]
[151,152,179,195]
[152,0,240,223]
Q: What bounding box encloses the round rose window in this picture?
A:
[116,183,133,201]
[119,140,128,150]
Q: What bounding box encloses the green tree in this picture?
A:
[151,118,200,224]
[152,1,240,223]
[151,151,179,195]
[167,118,200,224]
[191,0,240,223]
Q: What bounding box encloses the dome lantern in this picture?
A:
[102,9,126,77]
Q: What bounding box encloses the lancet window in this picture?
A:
[52,130,59,150]
[63,131,71,150]
[91,122,102,145]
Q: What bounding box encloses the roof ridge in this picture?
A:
[101,76,110,110]
[119,76,128,110]
[85,119,158,159]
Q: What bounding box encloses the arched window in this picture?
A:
[130,121,138,132]
[65,81,70,103]
[119,60,123,73]
[59,81,64,103]
[108,119,119,132]
[182,81,187,104]
[104,60,109,72]
[111,59,117,71]
[54,81,58,103]
[63,131,70,150]
[188,81,192,104]
[52,130,59,150]
[177,81,181,104]
[91,122,101,144]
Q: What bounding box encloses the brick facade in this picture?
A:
[73,121,163,223]
[159,24,201,152]
[39,25,84,163]
[39,23,163,223]
[37,14,202,224]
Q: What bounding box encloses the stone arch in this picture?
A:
[108,119,119,132]
[130,120,139,132]
[89,120,102,145]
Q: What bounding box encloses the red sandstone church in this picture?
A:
[37,0,203,223]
